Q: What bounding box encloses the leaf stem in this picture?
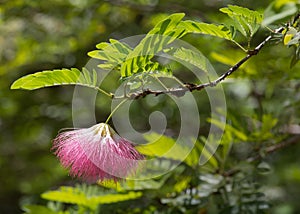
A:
[95,86,113,98]
[105,99,128,124]
[152,76,169,90]
[232,40,248,52]
[170,75,186,87]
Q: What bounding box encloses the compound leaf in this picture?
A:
[11,68,99,90]
[220,5,263,37]
[179,21,233,41]
[41,186,142,210]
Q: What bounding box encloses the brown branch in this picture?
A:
[222,135,300,177]
[114,27,285,100]
[247,135,300,162]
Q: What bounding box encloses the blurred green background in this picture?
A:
[1,0,300,213]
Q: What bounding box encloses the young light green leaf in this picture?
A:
[220,5,263,38]
[287,31,300,46]
[99,172,173,191]
[137,133,191,164]
[137,133,208,168]
[208,118,248,142]
[90,14,186,77]
[165,47,215,80]
[136,133,180,157]
[194,137,219,169]
[148,13,186,35]
[41,186,142,210]
[179,21,233,41]
[11,68,99,90]
[120,13,187,78]
[88,40,132,70]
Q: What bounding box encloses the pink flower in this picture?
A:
[52,123,144,182]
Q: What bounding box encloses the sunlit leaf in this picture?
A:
[148,13,186,35]
[208,118,248,142]
[283,27,298,45]
[99,172,174,191]
[179,21,233,40]
[220,5,263,37]
[173,176,191,193]
[137,133,198,167]
[165,47,214,80]
[121,13,186,78]
[287,32,300,46]
[197,137,219,169]
[10,68,99,90]
[41,186,142,210]
[88,39,132,70]
[261,114,278,134]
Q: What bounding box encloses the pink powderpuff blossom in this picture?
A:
[52,123,144,182]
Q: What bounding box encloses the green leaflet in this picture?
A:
[250,114,278,140]
[165,47,216,81]
[179,21,233,41]
[10,68,99,90]
[208,118,248,142]
[88,39,132,70]
[148,13,186,35]
[14,7,263,89]
[120,13,186,78]
[88,13,236,79]
[120,13,232,78]
[136,133,218,168]
[88,14,186,79]
[220,5,263,38]
[99,170,175,191]
[87,8,261,79]
[100,175,171,191]
[41,186,142,211]
[137,133,182,157]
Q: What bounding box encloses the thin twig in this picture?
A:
[113,27,285,100]
[247,135,300,162]
[222,135,300,177]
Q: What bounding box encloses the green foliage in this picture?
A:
[281,14,300,67]
[11,6,264,88]
[119,13,186,78]
[208,118,248,142]
[88,39,132,70]
[11,68,98,91]
[40,185,142,211]
[102,172,173,191]
[165,47,215,80]
[4,1,300,214]
[137,133,198,167]
[180,21,233,40]
[220,5,263,38]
